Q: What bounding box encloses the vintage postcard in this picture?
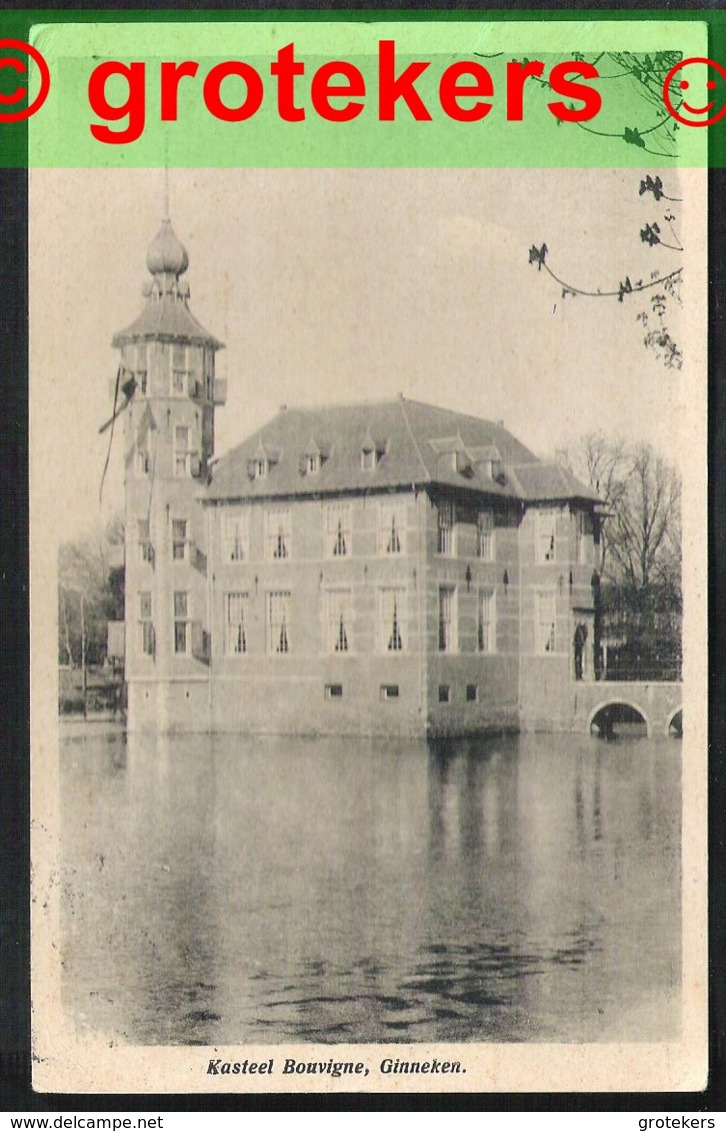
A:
[27,17,708,1093]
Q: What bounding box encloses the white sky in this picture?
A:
[30,166,690,544]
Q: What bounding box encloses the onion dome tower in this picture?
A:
[112,217,225,731]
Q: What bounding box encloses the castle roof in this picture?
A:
[112,218,223,349]
[112,297,223,348]
[205,397,599,505]
[508,462,600,503]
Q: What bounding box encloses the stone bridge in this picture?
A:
[571,681,682,737]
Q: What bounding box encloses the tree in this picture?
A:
[564,435,681,680]
[58,540,106,673]
[565,434,681,593]
[58,517,125,673]
[606,443,681,600]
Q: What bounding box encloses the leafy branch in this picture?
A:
[510,50,683,159]
[528,243,683,302]
[528,176,684,370]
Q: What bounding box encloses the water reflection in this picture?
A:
[60,728,681,1045]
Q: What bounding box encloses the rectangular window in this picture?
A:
[537,592,557,654]
[478,590,495,653]
[204,348,214,401]
[223,510,249,563]
[438,586,456,652]
[466,684,478,702]
[171,344,190,396]
[268,590,291,654]
[325,504,351,558]
[537,508,557,563]
[379,588,405,653]
[225,592,249,655]
[477,510,494,560]
[576,511,592,565]
[325,683,343,699]
[135,437,151,477]
[174,426,191,477]
[361,448,377,471]
[138,518,153,563]
[437,501,455,555]
[380,684,399,701]
[174,591,189,654]
[139,592,154,656]
[267,509,291,560]
[172,518,187,561]
[438,684,451,704]
[325,588,352,654]
[131,343,148,395]
[379,500,406,555]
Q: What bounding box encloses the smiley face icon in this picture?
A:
[663,56,726,127]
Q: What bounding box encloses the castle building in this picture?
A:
[114,219,602,737]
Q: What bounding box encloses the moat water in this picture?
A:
[60,727,681,1045]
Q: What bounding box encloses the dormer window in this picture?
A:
[301,441,328,476]
[466,444,503,482]
[361,429,384,470]
[453,450,473,476]
[430,437,472,477]
[248,443,279,481]
[361,444,385,471]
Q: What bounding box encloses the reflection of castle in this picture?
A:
[113,219,604,736]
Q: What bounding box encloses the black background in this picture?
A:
[1,0,724,1112]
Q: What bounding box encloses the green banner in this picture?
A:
[0,13,720,167]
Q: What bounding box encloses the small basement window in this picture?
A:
[438,684,451,704]
[380,684,399,701]
[325,684,343,699]
[466,684,478,702]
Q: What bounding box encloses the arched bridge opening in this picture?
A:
[666,707,683,738]
[570,681,681,739]
[589,701,649,739]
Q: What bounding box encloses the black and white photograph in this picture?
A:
[30,162,707,1092]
